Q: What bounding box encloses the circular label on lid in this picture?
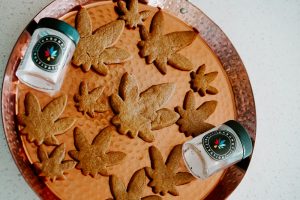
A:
[202,130,236,161]
[32,35,65,72]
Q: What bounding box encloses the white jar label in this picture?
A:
[202,130,236,160]
[32,35,65,72]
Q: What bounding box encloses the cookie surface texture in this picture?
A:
[72,7,131,75]
[190,64,218,96]
[110,72,179,142]
[117,0,151,28]
[109,168,162,200]
[17,93,76,145]
[74,81,108,118]
[145,145,194,196]
[69,126,126,177]
[176,91,217,137]
[138,10,196,74]
[33,144,76,182]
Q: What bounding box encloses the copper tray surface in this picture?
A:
[1,0,256,199]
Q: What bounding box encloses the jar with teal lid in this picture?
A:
[16,17,80,95]
[182,120,253,179]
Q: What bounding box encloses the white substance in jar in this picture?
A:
[16,18,79,95]
[182,120,252,179]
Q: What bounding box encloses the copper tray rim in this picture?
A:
[1,0,256,199]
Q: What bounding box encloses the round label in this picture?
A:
[202,130,236,161]
[32,35,65,72]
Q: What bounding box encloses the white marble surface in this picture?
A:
[0,0,299,199]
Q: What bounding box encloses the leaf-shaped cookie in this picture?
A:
[109,169,162,200]
[190,64,218,96]
[74,81,109,118]
[110,73,179,142]
[17,93,76,145]
[138,10,196,74]
[116,0,151,28]
[69,127,126,177]
[72,7,131,76]
[145,145,194,196]
[33,144,76,182]
[176,91,217,137]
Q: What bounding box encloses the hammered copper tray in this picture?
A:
[1,0,256,199]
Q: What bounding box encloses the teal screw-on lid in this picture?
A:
[37,17,80,45]
[224,120,253,159]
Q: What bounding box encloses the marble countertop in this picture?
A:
[0,0,299,199]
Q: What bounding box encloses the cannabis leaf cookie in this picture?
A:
[138,10,196,74]
[176,91,217,137]
[190,64,218,96]
[110,73,179,142]
[33,144,76,182]
[74,81,109,118]
[69,127,126,177]
[17,93,76,146]
[72,7,131,76]
[116,0,151,28]
[109,169,162,200]
[145,145,194,196]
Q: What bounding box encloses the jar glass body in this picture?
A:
[182,124,244,179]
[16,28,75,95]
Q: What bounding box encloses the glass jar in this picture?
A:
[16,17,79,95]
[182,120,253,179]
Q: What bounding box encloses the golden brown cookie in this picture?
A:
[190,64,218,96]
[176,91,217,137]
[17,93,76,146]
[74,81,109,118]
[33,144,76,182]
[145,145,194,196]
[138,10,196,74]
[69,126,126,177]
[110,72,179,142]
[116,0,151,28]
[109,169,162,200]
[72,7,131,76]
